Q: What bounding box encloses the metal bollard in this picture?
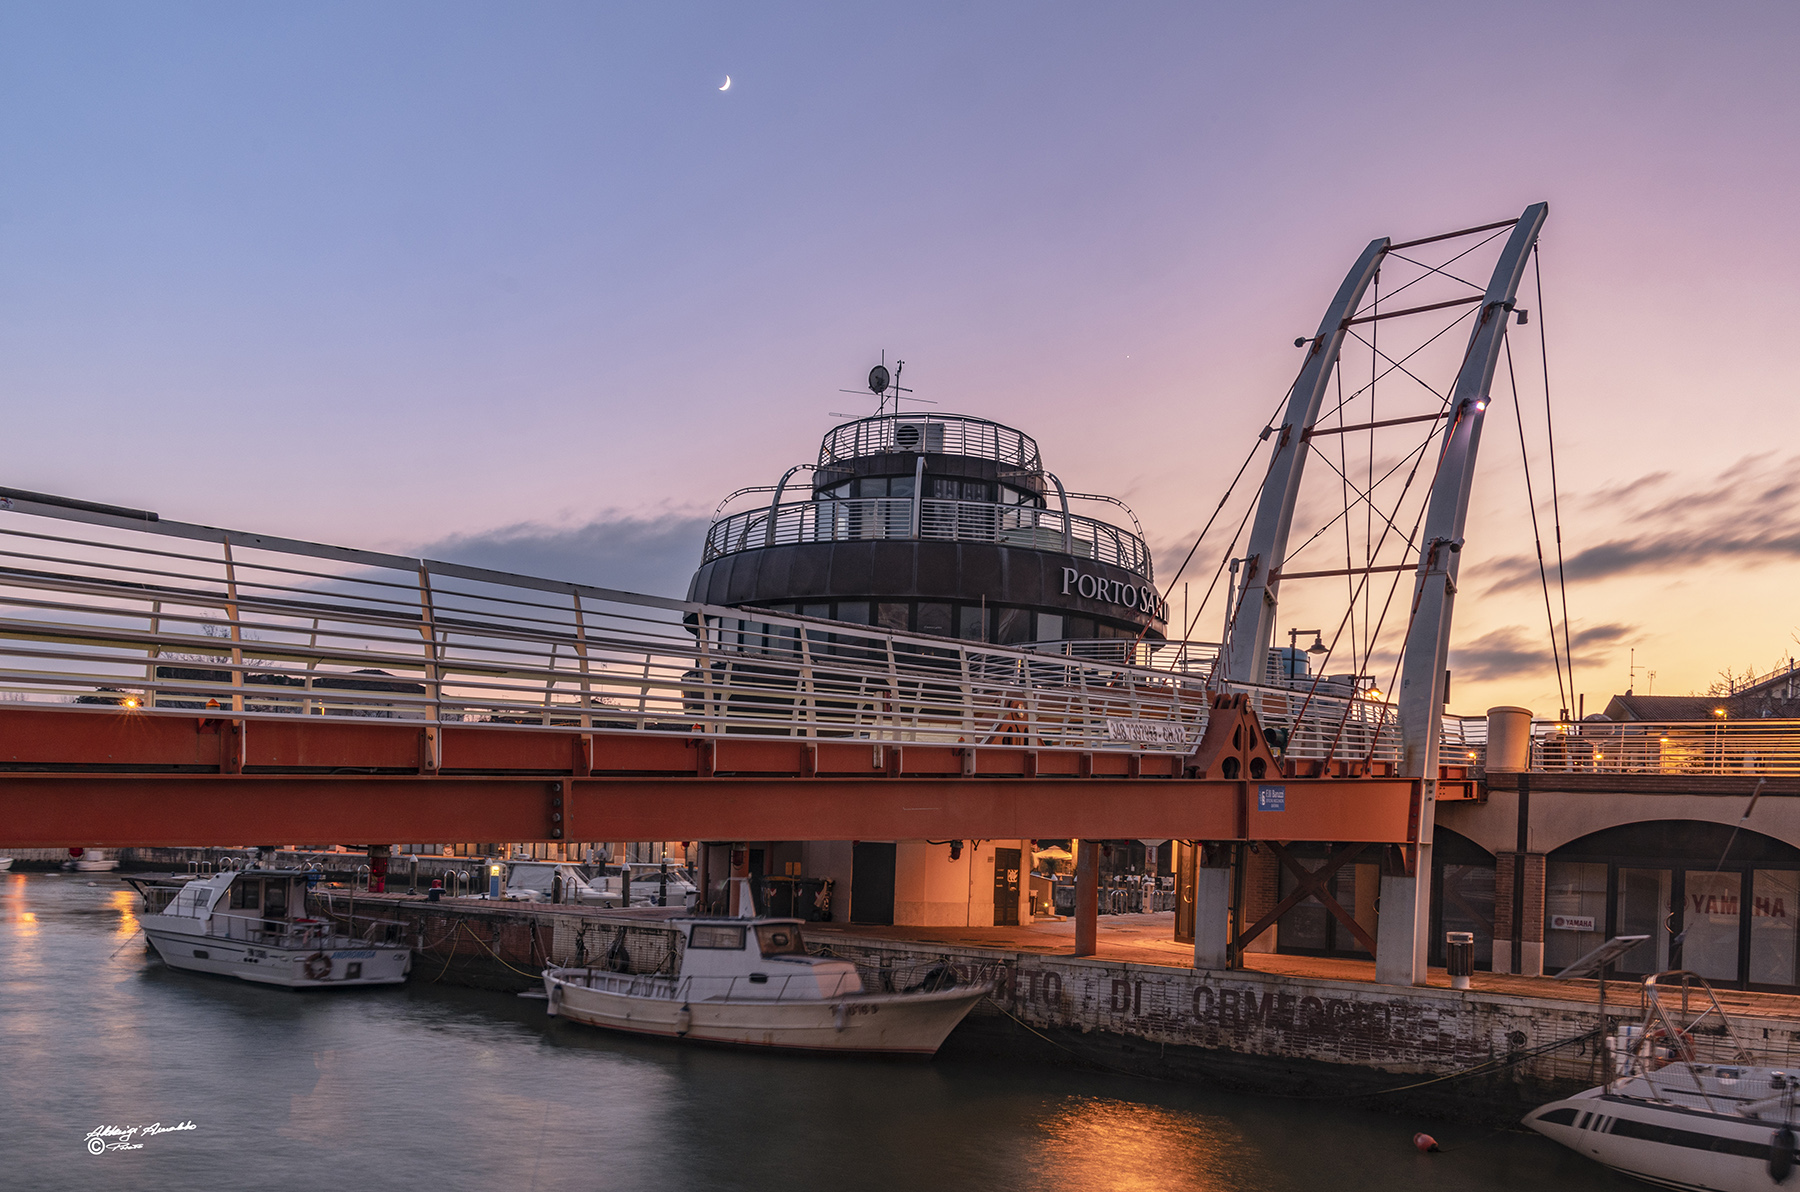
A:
[1445,931,1475,990]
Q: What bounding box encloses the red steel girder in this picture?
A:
[0,773,1420,848]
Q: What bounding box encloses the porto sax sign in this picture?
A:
[1061,567,1168,619]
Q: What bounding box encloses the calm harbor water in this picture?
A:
[0,873,1629,1191]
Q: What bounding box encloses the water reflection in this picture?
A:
[1035,1097,1256,1192]
[0,874,1626,1192]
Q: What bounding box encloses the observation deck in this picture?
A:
[689,411,1164,647]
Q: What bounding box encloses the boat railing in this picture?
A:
[203,913,342,951]
[1614,970,1759,1101]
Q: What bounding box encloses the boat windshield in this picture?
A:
[755,923,806,956]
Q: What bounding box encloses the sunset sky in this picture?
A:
[3,2,1796,717]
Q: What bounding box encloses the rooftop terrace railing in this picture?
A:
[1527,719,1800,777]
[702,497,1153,578]
[817,414,1042,471]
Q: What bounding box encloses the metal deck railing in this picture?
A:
[817,414,1041,471]
[701,496,1154,578]
[0,495,1205,755]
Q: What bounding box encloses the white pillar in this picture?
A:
[1193,866,1231,970]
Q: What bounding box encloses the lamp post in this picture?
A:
[1286,628,1327,679]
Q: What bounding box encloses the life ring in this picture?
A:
[303,952,332,981]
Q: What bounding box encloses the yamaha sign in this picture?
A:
[1060,567,1168,620]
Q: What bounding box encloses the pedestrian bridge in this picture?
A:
[0,486,1438,848]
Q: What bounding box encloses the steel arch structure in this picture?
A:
[1213,202,1549,986]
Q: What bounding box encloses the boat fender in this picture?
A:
[1412,1133,1439,1154]
[303,952,332,981]
[1771,1125,1795,1183]
[833,1003,848,1032]
[547,984,562,1018]
[676,1004,691,1038]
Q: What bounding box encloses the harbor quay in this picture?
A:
[317,891,1800,1125]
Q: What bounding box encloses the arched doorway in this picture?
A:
[1546,821,1800,991]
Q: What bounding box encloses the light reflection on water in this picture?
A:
[0,875,1632,1191]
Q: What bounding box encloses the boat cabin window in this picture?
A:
[755,924,805,956]
[689,925,747,950]
[264,882,288,918]
[230,880,262,911]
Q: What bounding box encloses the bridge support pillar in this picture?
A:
[1192,860,1231,970]
[1074,840,1098,957]
[1374,843,1431,985]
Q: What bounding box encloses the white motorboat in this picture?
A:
[64,848,118,872]
[504,861,617,906]
[125,867,412,988]
[543,896,988,1054]
[1525,970,1799,1191]
[0,857,13,872]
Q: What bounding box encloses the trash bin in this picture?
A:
[1445,931,1474,989]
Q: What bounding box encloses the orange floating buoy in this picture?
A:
[1413,1133,1440,1153]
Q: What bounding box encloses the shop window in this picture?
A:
[802,604,830,621]
[1036,614,1063,641]
[1616,868,1673,974]
[858,478,888,498]
[1439,863,1494,967]
[877,603,910,633]
[1683,870,1742,982]
[996,607,1031,645]
[889,476,914,499]
[1544,860,1607,971]
[931,477,959,500]
[958,607,987,641]
[836,602,871,625]
[917,603,952,638]
[1067,616,1095,640]
[1751,870,1800,986]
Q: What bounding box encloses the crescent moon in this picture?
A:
[719,76,731,91]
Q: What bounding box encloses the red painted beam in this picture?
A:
[0,772,1420,847]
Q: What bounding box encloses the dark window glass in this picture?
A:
[857,477,888,498]
[889,476,914,499]
[959,607,986,641]
[996,607,1031,645]
[878,603,910,633]
[962,481,989,501]
[931,477,959,500]
[802,604,830,620]
[917,604,952,637]
[836,602,871,625]
[1067,616,1096,639]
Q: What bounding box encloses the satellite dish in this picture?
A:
[868,364,890,395]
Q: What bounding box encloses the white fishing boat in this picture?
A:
[542,888,988,1054]
[1525,970,1799,1191]
[0,857,13,872]
[125,867,412,988]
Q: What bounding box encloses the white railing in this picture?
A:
[0,493,1206,755]
[817,414,1041,470]
[1529,719,1800,776]
[702,497,1153,578]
